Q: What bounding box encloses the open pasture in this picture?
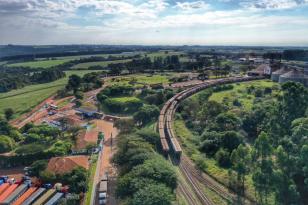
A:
[72,59,132,69]
[7,59,73,68]
[208,80,277,110]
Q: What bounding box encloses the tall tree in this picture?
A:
[4,108,14,121]
[252,132,274,205]
[274,145,300,205]
[231,144,251,204]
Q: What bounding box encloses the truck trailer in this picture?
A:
[0,184,18,203]
[98,181,107,205]
[45,193,64,205]
[12,187,37,205]
[0,184,10,196]
[0,184,28,205]
[21,188,46,205]
[32,189,56,205]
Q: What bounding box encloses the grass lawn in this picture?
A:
[7,59,73,68]
[111,96,140,103]
[0,70,101,118]
[72,59,132,69]
[208,80,277,110]
[106,74,170,87]
[85,154,98,205]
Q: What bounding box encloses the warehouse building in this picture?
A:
[271,67,290,82]
[278,69,308,86]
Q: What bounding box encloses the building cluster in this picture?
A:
[271,66,308,86]
[248,63,308,87]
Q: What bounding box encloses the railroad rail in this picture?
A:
[158,76,263,205]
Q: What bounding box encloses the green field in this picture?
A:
[106,74,171,87]
[208,80,277,110]
[111,96,140,103]
[53,51,142,60]
[6,51,142,69]
[72,59,132,69]
[0,70,100,118]
[7,59,73,68]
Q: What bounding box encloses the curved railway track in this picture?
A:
[158,76,263,205]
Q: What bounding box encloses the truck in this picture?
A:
[98,175,108,205]
[21,188,46,205]
[1,184,28,205]
[32,189,56,205]
[44,192,64,205]
[0,184,18,203]
[0,184,10,196]
[12,187,37,205]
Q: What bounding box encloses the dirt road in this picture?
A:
[90,119,118,205]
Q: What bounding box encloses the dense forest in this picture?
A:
[179,81,308,204]
[113,120,177,205]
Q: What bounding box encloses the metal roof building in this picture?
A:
[279,69,308,86]
[271,67,290,82]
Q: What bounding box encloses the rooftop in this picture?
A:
[47,155,89,174]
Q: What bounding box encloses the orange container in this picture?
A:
[0,183,10,195]
[12,187,37,205]
[0,184,18,202]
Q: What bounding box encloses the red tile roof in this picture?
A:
[47,155,89,174]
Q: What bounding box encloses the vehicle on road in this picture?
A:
[98,174,108,205]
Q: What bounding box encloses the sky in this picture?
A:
[0,0,308,46]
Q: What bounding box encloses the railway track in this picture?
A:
[181,155,235,202]
[158,76,263,205]
[177,181,200,205]
[179,160,214,205]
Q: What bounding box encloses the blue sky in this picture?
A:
[0,0,308,45]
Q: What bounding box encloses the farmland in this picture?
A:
[71,59,132,69]
[7,59,73,68]
[0,70,101,118]
[3,51,188,70]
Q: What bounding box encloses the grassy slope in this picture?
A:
[0,70,100,118]
[209,80,276,110]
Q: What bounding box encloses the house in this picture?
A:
[46,155,89,174]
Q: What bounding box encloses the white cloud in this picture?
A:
[241,0,308,10]
[175,1,209,11]
[0,0,308,45]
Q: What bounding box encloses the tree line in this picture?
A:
[0,67,65,92]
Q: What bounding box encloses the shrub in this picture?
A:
[0,135,15,153]
[215,149,231,167]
